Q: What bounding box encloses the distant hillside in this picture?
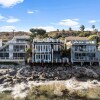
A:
[0,30,100,41]
[47,30,100,40]
[0,31,30,40]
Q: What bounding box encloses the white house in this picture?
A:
[32,38,64,63]
[0,35,29,63]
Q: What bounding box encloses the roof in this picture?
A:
[33,38,63,43]
[65,36,88,41]
[72,40,96,45]
[13,35,30,39]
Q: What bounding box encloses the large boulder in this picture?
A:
[56,67,64,71]
[39,73,46,80]
[8,70,16,76]
[85,69,99,78]
[59,72,67,80]
[0,77,6,84]
[3,77,13,83]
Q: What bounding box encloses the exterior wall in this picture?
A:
[71,40,98,64]
[0,36,29,62]
[32,44,52,63]
[0,39,2,47]
[32,38,63,63]
[9,44,13,59]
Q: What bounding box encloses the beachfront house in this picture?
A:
[71,40,100,66]
[32,38,64,63]
[0,35,29,63]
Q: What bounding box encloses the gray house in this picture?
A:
[71,40,100,66]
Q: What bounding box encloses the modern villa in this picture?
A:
[71,40,100,66]
[32,38,64,63]
[0,35,29,63]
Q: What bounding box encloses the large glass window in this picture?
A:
[0,53,9,58]
[0,45,9,52]
[13,53,25,59]
[13,45,25,52]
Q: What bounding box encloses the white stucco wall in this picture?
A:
[9,44,13,59]
[0,39,2,47]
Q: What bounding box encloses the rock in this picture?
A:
[59,72,67,80]
[3,77,13,83]
[54,89,63,96]
[85,69,99,78]
[0,77,6,84]
[27,77,33,81]
[93,74,99,79]
[8,70,16,76]
[56,67,64,71]
[74,73,80,78]
[54,77,59,80]
[92,80,98,84]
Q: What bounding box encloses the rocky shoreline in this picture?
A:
[0,65,100,99]
[0,65,100,86]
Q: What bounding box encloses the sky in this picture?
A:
[0,0,100,32]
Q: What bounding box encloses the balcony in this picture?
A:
[33,50,51,53]
[13,49,25,52]
[13,57,25,59]
[72,49,96,52]
[73,57,98,62]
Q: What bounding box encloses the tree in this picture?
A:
[62,29,65,32]
[30,28,46,36]
[79,32,90,37]
[80,25,85,32]
[88,34,100,44]
[92,25,95,31]
[57,29,59,32]
[25,32,34,68]
[69,27,72,31]
[94,29,98,35]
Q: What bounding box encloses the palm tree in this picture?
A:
[92,25,95,31]
[80,25,85,32]
[26,34,34,69]
[69,27,72,31]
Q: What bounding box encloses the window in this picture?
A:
[0,53,9,58]
[0,45,9,52]
[13,45,25,51]
[13,53,25,58]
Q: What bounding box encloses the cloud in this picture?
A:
[89,20,100,24]
[32,26,57,32]
[6,17,20,23]
[27,10,39,14]
[0,0,24,8]
[0,26,16,32]
[27,10,34,14]
[85,28,93,31]
[0,14,5,20]
[89,20,96,23]
[58,19,79,27]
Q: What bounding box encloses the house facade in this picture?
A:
[32,38,64,63]
[71,40,100,66]
[0,35,29,63]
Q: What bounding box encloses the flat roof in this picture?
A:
[65,36,88,41]
[72,40,96,45]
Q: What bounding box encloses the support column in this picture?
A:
[99,62,100,66]
[90,62,92,66]
[9,44,13,59]
[81,62,83,66]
